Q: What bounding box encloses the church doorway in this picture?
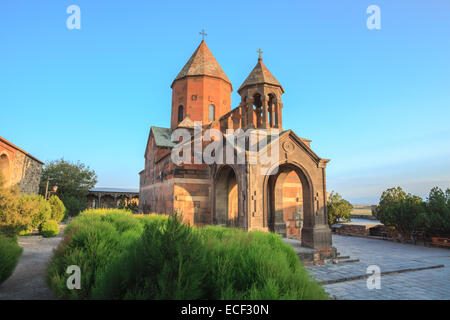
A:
[267,163,313,240]
[214,165,239,227]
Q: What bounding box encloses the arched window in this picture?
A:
[0,153,11,186]
[209,104,215,121]
[178,105,184,123]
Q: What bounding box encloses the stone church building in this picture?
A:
[0,136,43,194]
[140,40,333,254]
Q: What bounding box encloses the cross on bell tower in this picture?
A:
[199,29,207,41]
[257,48,263,61]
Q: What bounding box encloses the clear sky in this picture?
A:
[1,0,449,204]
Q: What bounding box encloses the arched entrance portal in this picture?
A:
[214,166,239,227]
[0,153,11,186]
[267,163,313,240]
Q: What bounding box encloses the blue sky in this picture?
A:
[1,0,449,203]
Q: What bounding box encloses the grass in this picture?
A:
[47,209,328,300]
[0,233,23,285]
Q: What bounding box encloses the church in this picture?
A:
[139,40,333,255]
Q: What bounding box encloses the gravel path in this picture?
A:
[0,230,63,300]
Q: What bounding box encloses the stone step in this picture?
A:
[333,258,360,264]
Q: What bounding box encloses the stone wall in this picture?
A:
[0,137,43,194]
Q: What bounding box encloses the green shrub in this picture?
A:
[47,209,327,300]
[0,233,23,284]
[0,182,27,235]
[62,196,86,217]
[46,209,146,299]
[18,194,52,230]
[92,213,205,299]
[48,195,66,222]
[40,220,60,238]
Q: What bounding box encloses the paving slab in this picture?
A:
[305,234,450,300]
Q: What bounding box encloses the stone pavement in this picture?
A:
[0,231,63,300]
[305,235,450,300]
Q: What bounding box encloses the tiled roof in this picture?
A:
[177,116,195,129]
[172,40,231,88]
[0,136,44,164]
[89,187,139,194]
[151,126,176,148]
[238,58,283,93]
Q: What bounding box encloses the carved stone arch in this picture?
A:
[262,159,316,242]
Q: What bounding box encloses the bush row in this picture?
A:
[0,233,23,285]
[47,209,327,300]
[0,180,65,236]
[373,186,450,239]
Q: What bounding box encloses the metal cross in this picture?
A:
[257,48,263,59]
[199,29,207,40]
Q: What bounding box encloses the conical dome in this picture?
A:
[172,40,232,88]
[238,57,283,94]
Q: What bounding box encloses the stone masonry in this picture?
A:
[139,40,334,254]
[0,136,43,194]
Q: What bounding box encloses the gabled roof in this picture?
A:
[172,40,232,88]
[151,126,176,148]
[177,116,195,129]
[238,58,284,94]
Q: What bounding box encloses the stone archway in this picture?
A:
[0,153,11,186]
[266,162,314,241]
[214,165,239,227]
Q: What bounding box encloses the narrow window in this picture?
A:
[178,105,184,123]
[209,104,215,121]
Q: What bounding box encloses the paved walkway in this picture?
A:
[306,235,450,300]
[0,232,63,300]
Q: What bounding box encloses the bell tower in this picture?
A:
[170,40,232,130]
[238,49,284,130]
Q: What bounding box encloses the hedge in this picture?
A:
[0,233,23,285]
[47,209,327,300]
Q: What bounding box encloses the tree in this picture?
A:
[327,191,353,225]
[425,187,450,236]
[374,187,427,241]
[39,159,97,216]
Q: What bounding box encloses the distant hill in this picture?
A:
[350,204,377,216]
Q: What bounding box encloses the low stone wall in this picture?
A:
[332,224,379,237]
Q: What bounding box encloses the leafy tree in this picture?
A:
[327,191,353,225]
[425,187,450,235]
[372,187,407,221]
[39,159,97,216]
[374,187,427,241]
[39,159,97,198]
